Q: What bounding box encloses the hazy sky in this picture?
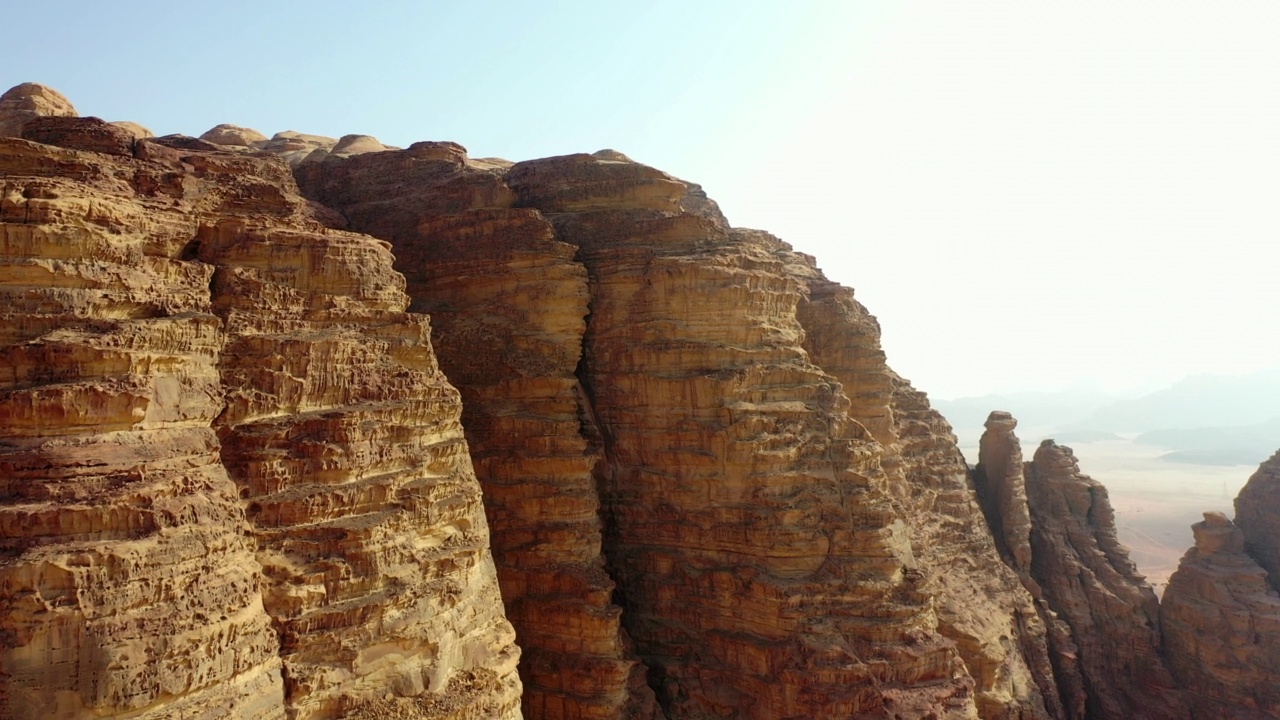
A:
[8,1,1278,399]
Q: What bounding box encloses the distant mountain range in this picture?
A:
[934,368,1280,466]
[1136,417,1280,467]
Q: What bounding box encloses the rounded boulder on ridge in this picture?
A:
[0,82,77,137]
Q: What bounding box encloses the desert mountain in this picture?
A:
[1,82,1278,719]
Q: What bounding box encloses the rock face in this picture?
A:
[7,82,1280,720]
[1161,512,1280,719]
[295,143,659,720]
[502,153,975,718]
[888,389,1061,720]
[0,83,77,137]
[1024,440,1187,720]
[0,132,285,719]
[793,274,1059,719]
[0,111,521,718]
[1235,451,1280,592]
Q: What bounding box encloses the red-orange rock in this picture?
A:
[0,83,76,137]
[1235,451,1280,592]
[295,146,659,720]
[1161,512,1280,719]
[505,152,977,718]
[0,86,522,719]
[1024,440,1187,720]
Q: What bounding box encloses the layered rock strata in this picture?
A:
[0,133,285,719]
[888,387,1061,720]
[1024,440,1187,720]
[11,81,1280,720]
[504,153,976,718]
[1160,512,1280,719]
[0,100,521,718]
[295,144,658,720]
[790,269,1059,718]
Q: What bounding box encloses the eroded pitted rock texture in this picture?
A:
[887,388,1063,720]
[1161,512,1280,719]
[0,135,285,719]
[0,114,521,718]
[1024,440,1187,720]
[295,144,659,720]
[789,267,1059,718]
[504,153,977,719]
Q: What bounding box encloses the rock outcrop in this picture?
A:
[502,153,975,718]
[7,82,1280,720]
[1235,451,1280,592]
[295,143,658,720]
[1161,512,1280,719]
[199,123,268,147]
[0,106,521,718]
[889,389,1062,720]
[0,83,77,137]
[1024,440,1187,720]
[974,412,1034,573]
[792,271,1059,718]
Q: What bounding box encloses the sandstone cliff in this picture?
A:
[0,88,520,719]
[297,146,987,717]
[5,82,1280,720]
[293,143,659,720]
[1161,512,1280,719]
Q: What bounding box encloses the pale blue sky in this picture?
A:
[8,1,1279,398]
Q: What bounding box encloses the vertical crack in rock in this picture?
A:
[0,132,286,719]
[503,151,978,718]
[192,158,520,718]
[294,144,658,719]
[1024,439,1187,720]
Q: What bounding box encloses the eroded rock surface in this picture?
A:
[295,144,658,720]
[0,133,286,720]
[0,106,520,718]
[1024,440,1187,720]
[1161,512,1280,719]
[975,412,1034,573]
[791,271,1058,718]
[1235,451,1280,593]
[8,82,1280,720]
[0,83,77,137]
[503,152,977,718]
